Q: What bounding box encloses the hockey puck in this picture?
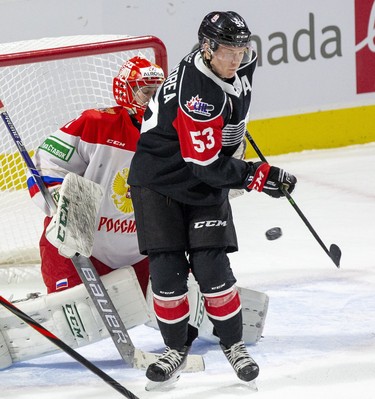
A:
[265,227,282,241]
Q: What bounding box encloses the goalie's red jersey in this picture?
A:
[27,106,146,269]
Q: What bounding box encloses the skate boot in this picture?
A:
[220,341,259,382]
[145,345,190,390]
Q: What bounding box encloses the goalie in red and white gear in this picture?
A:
[0,56,166,368]
[27,55,164,296]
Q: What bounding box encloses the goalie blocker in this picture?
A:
[45,172,104,258]
[0,268,268,370]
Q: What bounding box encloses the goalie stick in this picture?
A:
[0,99,204,373]
[0,295,139,399]
[245,130,341,268]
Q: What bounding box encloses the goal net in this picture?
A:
[0,35,168,266]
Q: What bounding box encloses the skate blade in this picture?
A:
[145,374,181,392]
[246,379,258,392]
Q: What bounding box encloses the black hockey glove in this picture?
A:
[244,161,297,198]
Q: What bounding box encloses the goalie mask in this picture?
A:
[113,56,164,115]
[198,11,252,63]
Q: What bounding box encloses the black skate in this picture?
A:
[220,341,259,382]
[145,345,190,391]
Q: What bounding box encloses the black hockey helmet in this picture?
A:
[198,11,251,51]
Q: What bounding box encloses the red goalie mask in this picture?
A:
[113,56,164,115]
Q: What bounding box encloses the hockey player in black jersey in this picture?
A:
[129,11,297,388]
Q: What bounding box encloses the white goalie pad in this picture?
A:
[46,172,104,258]
[229,138,246,200]
[146,273,269,345]
[0,330,12,369]
[0,267,150,369]
[237,286,269,344]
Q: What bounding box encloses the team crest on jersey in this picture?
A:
[111,168,133,214]
[185,95,214,116]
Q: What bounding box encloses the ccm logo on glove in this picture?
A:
[244,161,297,198]
[245,162,270,192]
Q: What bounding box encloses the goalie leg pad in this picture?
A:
[0,330,12,369]
[237,286,269,344]
[0,267,150,368]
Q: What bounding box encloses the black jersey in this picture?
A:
[128,50,257,206]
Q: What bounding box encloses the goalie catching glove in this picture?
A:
[244,161,297,198]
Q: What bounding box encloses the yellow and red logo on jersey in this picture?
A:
[111,167,133,214]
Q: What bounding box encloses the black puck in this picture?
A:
[265,227,282,240]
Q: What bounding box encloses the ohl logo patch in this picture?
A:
[355,0,375,94]
[111,168,133,214]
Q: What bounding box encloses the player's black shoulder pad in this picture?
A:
[178,53,227,122]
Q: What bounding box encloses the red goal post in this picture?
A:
[0,35,168,266]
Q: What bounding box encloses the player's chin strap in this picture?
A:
[0,99,206,371]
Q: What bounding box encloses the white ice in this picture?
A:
[1,142,375,399]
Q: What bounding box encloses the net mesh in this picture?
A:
[0,35,166,265]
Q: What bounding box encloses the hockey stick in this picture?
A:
[245,130,341,268]
[0,295,139,399]
[0,99,205,372]
[0,99,135,365]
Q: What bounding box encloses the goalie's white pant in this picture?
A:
[0,268,268,370]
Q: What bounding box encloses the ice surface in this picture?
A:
[1,142,375,399]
